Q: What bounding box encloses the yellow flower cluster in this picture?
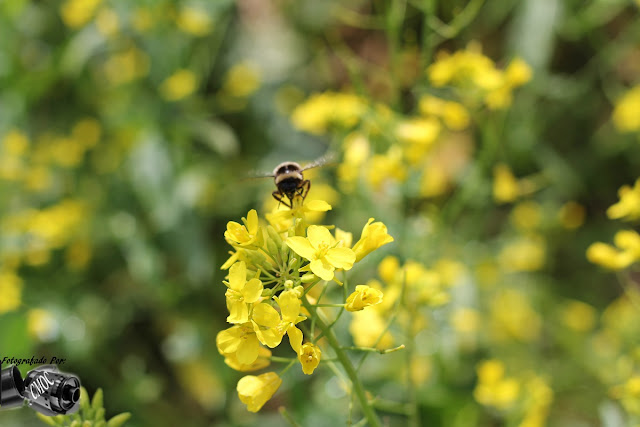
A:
[216,197,393,412]
[427,43,532,110]
[588,178,640,270]
[290,91,367,135]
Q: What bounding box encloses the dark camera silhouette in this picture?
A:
[0,364,80,416]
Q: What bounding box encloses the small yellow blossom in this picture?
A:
[586,241,635,270]
[297,342,322,375]
[225,209,262,248]
[612,85,640,133]
[511,201,542,231]
[493,164,519,203]
[3,129,29,155]
[225,262,263,324]
[499,235,546,272]
[562,300,596,332]
[224,347,272,372]
[558,201,585,229]
[505,57,533,86]
[103,46,150,86]
[216,323,261,365]
[237,372,282,412]
[254,290,304,351]
[474,359,520,409]
[349,309,394,349]
[607,178,640,221]
[352,218,394,263]
[286,225,355,281]
[0,270,22,313]
[396,117,441,146]
[95,8,119,37]
[490,290,541,342]
[221,63,261,98]
[345,285,383,312]
[176,7,213,36]
[60,0,102,28]
[160,69,198,101]
[378,255,400,283]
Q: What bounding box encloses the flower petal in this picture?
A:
[228,261,246,291]
[305,200,332,212]
[287,325,303,354]
[236,334,260,365]
[245,209,258,233]
[310,258,334,281]
[286,236,316,261]
[252,303,280,328]
[307,225,334,247]
[242,278,263,303]
[326,247,356,270]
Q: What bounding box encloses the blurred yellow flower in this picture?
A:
[3,129,29,155]
[160,69,198,101]
[345,285,383,312]
[587,242,635,270]
[27,309,58,341]
[0,270,22,313]
[352,218,394,263]
[562,300,596,332]
[222,63,261,98]
[511,201,542,231]
[474,359,520,409]
[558,201,585,229]
[505,57,533,86]
[607,178,640,221]
[297,342,321,375]
[499,235,546,272]
[286,225,355,281]
[65,239,92,270]
[349,309,394,349]
[451,308,480,333]
[95,8,119,37]
[493,164,520,203]
[291,92,366,135]
[103,46,150,86]
[612,85,640,133]
[237,372,282,412]
[60,0,102,28]
[490,290,541,342]
[176,6,213,36]
[396,117,441,146]
[72,118,102,148]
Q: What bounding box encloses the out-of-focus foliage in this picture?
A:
[0,0,639,425]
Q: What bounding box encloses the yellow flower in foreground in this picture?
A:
[298,342,322,375]
[286,225,355,281]
[225,209,262,248]
[607,178,640,221]
[612,85,640,133]
[225,262,263,324]
[493,164,519,203]
[352,218,394,263]
[216,323,260,365]
[345,285,383,312]
[224,347,272,372]
[160,69,197,101]
[237,372,282,412]
[267,199,332,232]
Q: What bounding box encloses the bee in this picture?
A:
[253,155,331,208]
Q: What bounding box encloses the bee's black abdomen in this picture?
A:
[277,177,302,197]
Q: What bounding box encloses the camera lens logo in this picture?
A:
[24,366,81,415]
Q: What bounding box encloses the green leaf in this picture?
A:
[106,413,131,427]
[93,408,105,422]
[36,413,58,426]
[91,388,104,411]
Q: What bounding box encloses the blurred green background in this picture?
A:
[1,0,640,426]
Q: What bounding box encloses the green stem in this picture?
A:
[302,297,382,427]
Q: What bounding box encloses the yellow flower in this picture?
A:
[493,164,519,203]
[297,342,321,375]
[95,8,119,37]
[225,209,263,248]
[0,270,22,314]
[558,201,585,229]
[562,300,596,332]
[286,225,355,281]
[252,290,304,352]
[349,309,394,349]
[352,218,394,263]
[586,242,635,270]
[102,46,150,86]
[60,0,102,28]
[490,290,541,342]
[221,63,261,98]
[176,6,213,36]
[345,285,383,312]
[474,359,520,410]
[2,129,29,155]
[216,323,261,365]
[612,85,640,133]
[498,235,546,272]
[395,117,441,146]
[27,309,58,341]
[223,347,272,372]
[607,178,640,221]
[266,199,332,233]
[237,372,282,412]
[160,69,197,101]
[505,57,532,86]
[290,92,366,135]
[225,262,263,324]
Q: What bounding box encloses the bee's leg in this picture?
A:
[300,180,311,201]
[272,191,292,208]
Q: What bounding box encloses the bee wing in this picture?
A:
[301,152,337,171]
[242,169,275,182]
